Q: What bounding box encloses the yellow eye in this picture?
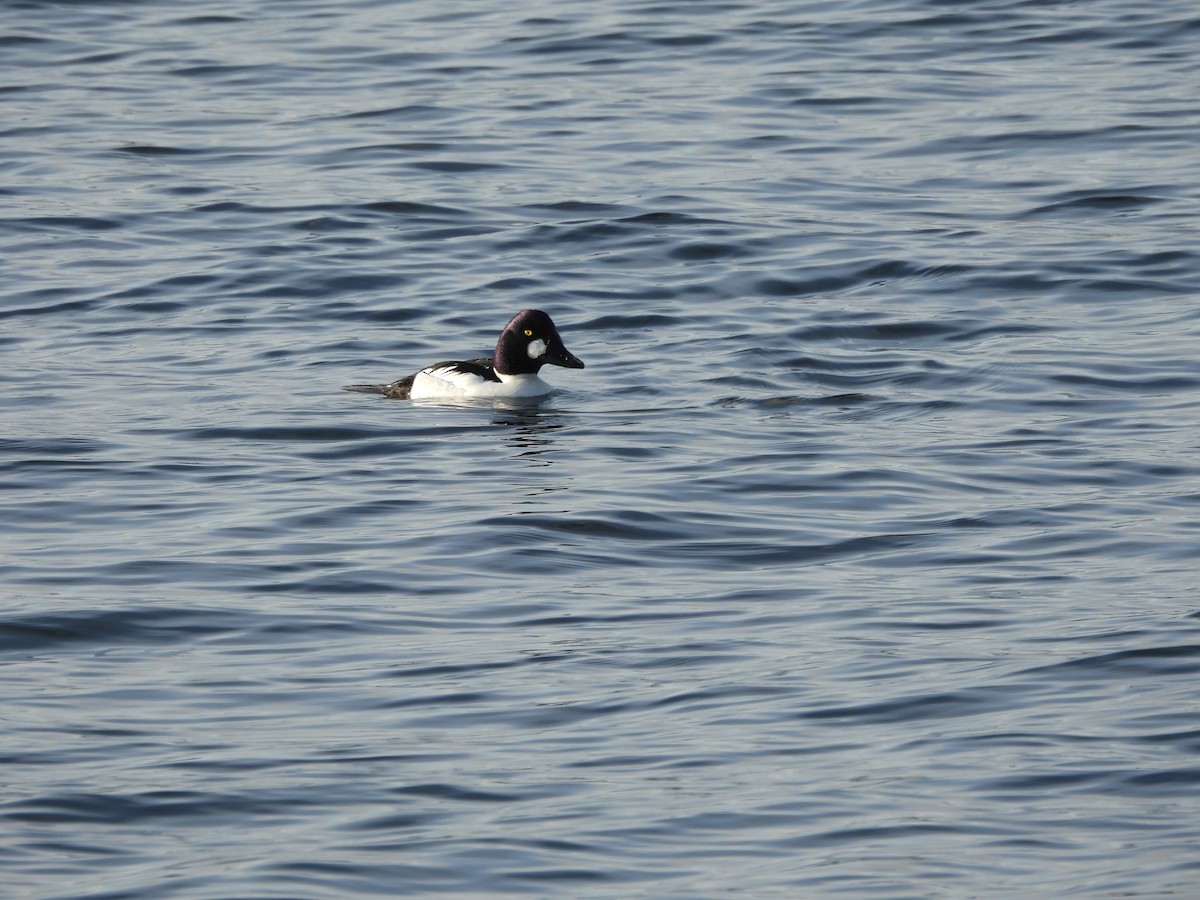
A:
[523,328,534,337]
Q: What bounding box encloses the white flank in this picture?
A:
[409,366,552,400]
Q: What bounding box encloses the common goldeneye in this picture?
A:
[343,309,584,400]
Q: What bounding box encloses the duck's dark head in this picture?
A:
[493,309,585,376]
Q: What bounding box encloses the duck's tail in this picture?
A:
[341,383,388,394]
[342,375,413,399]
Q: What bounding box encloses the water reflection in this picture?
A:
[494,409,572,470]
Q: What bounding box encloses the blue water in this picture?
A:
[4,1,1200,896]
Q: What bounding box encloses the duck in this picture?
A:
[343,309,584,400]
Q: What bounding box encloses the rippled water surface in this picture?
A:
[4,1,1200,896]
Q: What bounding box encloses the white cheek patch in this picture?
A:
[527,339,547,359]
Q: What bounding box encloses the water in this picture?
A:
[3,1,1200,896]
